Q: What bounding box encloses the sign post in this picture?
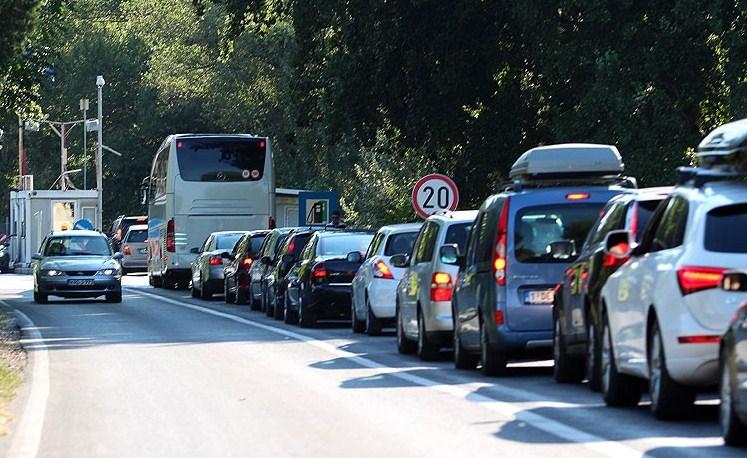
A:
[298,191,340,226]
[411,174,459,218]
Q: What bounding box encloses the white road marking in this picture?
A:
[4,305,49,458]
[130,288,643,458]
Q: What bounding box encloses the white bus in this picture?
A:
[146,134,275,288]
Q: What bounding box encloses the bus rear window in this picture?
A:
[705,204,747,253]
[176,137,266,182]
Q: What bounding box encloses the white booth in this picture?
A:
[9,189,99,272]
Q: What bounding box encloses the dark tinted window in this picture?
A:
[705,204,747,253]
[216,234,244,251]
[126,229,147,243]
[366,233,385,259]
[413,222,439,264]
[589,200,626,246]
[384,232,419,256]
[651,196,688,252]
[290,233,313,256]
[44,236,111,256]
[444,223,472,253]
[632,200,662,242]
[475,204,501,269]
[515,204,603,263]
[250,235,266,255]
[319,234,374,256]
[176,137,266,182]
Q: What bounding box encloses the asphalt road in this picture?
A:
[0,273,740,458]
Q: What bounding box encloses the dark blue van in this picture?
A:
[449,144,636,375]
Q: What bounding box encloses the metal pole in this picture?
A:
[60,123,67,190]
[80,98,88,190]
[17,116,23,188]
[96,76,104,232]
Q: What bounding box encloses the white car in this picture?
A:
[600,121,747,420]
[351,223,422,335]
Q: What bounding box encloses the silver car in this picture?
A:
[121,224,148,274]
[190,231,247,299]
[33,230,123,303]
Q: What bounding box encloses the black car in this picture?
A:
[720,271,747,447]
[109,215,148,253]
[223,230,270,304]
[285,230,374,327]
[261,229,316,321]
[552,188,669,389]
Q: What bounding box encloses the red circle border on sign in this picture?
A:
[411,173,460,218]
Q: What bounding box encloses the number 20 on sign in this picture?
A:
[411,174,460,218]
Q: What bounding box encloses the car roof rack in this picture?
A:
[677,118,747,187]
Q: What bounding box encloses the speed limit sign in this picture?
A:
[411,174,459,218]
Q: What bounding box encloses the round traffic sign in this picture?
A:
[411,174,459,218]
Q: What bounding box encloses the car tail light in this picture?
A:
[287,239,295,254]
[123,245,131,255]
[209,255,223,266]
[677,335,720,344]
[166,219,175,252]
[431,272,453,302]
[494,310,505,326]
[241,257,253,269]
[268,217,276,229]
[677,266,727,295]
[374,260,394,279]
[493,198,510,286]
[311,262,327,283]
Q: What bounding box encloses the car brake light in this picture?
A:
[123,245,131,255]
[677,266,727,295]
[209,255,223,266]
[241,257,253,269]
[312,262,327,282]
[374,260,394,279]
[431,272,453,302]
[287,239,295,254]
[166,219,175,252]
[677,335,720,344]
[566,193,590,200]
[494,310,505,325]
[259,139,266,149]
[268,217,276,229]
[493,198,510,286]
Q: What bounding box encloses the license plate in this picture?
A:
[524,290,554,305]
[68,279,95,286]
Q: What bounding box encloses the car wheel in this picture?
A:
[586,321,603,392]
[720,347,747,445]
[351,300,365,333]
[106,292,122,303]
[453,319,478,370]
[191,282,200,298]
[224,281,236,304]
[553,314,585,383]
[396,304,416,354]
[648,319,695,420]
[284,290,298,324]
[480,317,507,376]
[273,292,284,320]
[298,294,317,328]
[416,308,439,361]
[163,273,177,290]
[200,278,212,300]
[264,289,274,317]
[151,274,162,288]
[33,291,48,304]
[601,310,642,407]
[365,298,383,336]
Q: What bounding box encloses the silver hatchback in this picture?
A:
[121,224,148,274]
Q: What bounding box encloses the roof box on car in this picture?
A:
[696,119,747,171]
[509,143,625,184]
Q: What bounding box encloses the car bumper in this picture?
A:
[308,284,352,319]
[664,343,720,387]
[368,279,398,319]
[121,256,147,269]
[37,276,121,298]
[488,326,553,354]
[422,300,453,332]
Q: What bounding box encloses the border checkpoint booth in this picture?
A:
[9,188,99,273]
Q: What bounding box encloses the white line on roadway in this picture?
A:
[130,288,644,458]
[3,303,49,458]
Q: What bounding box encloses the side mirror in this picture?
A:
[261,255,272,266]
[722,272,747,292]
[439,244,460,265]
[346,251,363,264]
[31,253,43,260]
[189,247,199,254]
[113,252,124,260]
[603,230,634,258]
[390,254,409,268]
[548,240,576,260]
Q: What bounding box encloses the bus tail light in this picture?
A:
[166,219,176,252]
[493,198,510,286]
[431,272,453,302]
[677,266,726,295]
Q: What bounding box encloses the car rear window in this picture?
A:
[216,234,244,251]
[515,204,603,263]
[705,204,747,252]
[126,229,147,243]
[250,235,266,254]
[176,137,266,182]
[444,223,472,253]
[384,231,419,256]
[290,233,313,256]
[320,234,374,256]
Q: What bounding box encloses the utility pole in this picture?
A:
[80,98,89,189]
[96,75,105,232]
[17,116,24,187]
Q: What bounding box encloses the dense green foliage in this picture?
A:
[1,0,747,227]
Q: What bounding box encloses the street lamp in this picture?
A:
[96,75,105,231]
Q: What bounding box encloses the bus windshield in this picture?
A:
[176,137,266,182]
